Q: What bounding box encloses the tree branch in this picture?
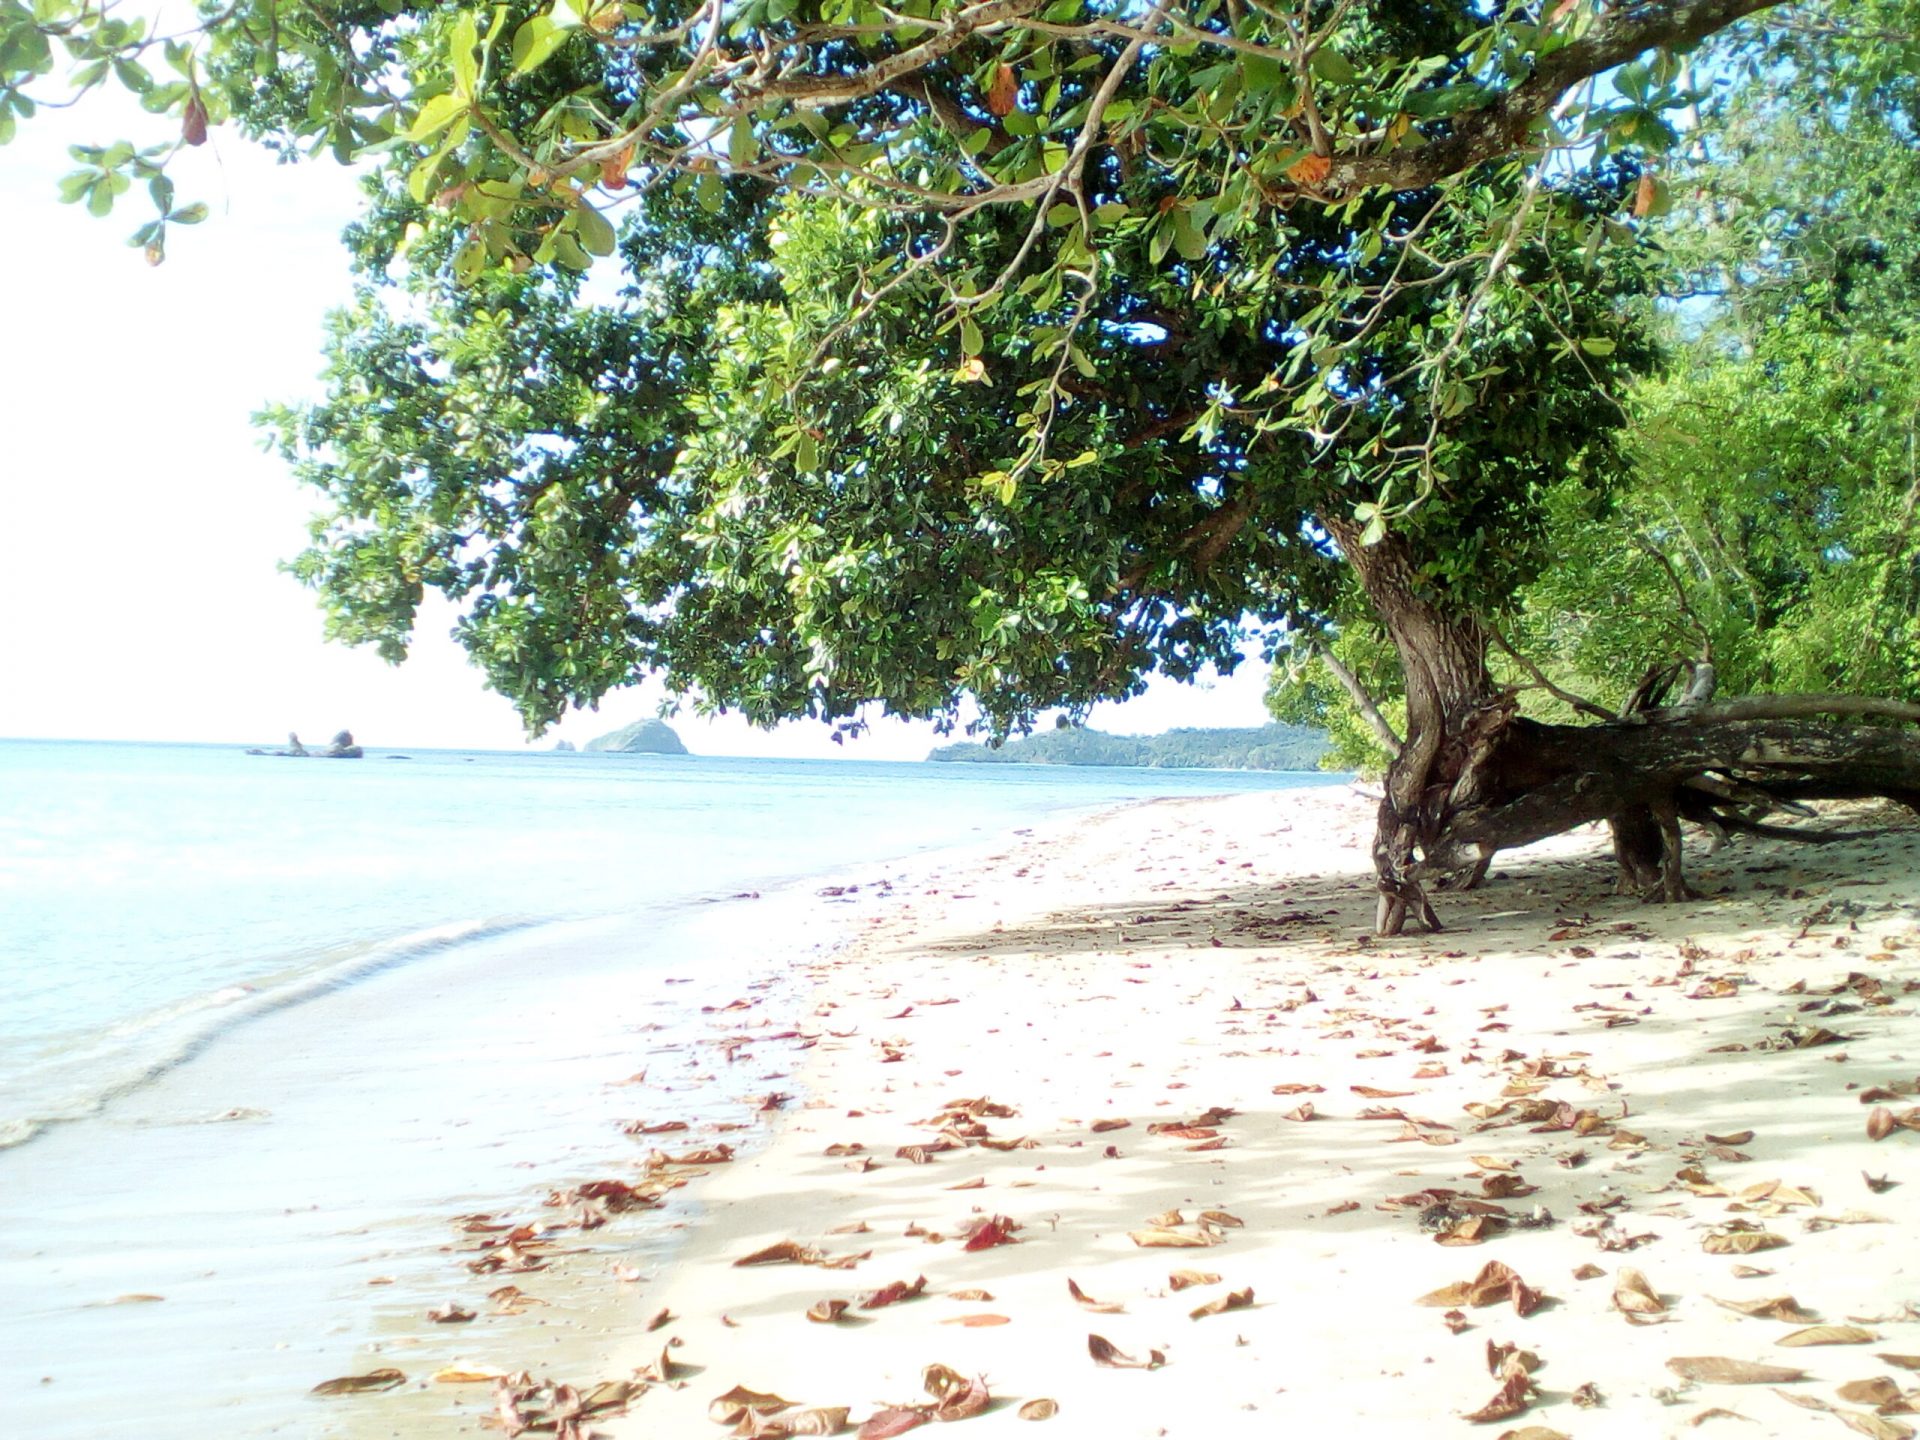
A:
[1312,640,1404,759]
[1324,0,1787,195]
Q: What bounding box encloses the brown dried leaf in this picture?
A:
[1017,1398,1058,1421]
[1870,1108,1898,1142]
[1777,1325,1878,1346]
[1709,1295,1817,1323]
[774,1408,851,1436]
[311,1369,406,1396]
[1702,1231,1787,1255]
[1881,1356,1920,1371]
[1463,1369,1533,1424]
[1666,1357,1808,1384]
[1272,1083,1324,1095]
[807,1299,851,1323]
[1837,1413,1917,1440]
[1283,1102,1316,1123]
[1496,1429,1569,1440]
[948,1288,994,1301]
[1354,1086,1417,1099]
[711,1386,799,1425]
[1199,1210,1243,1229]
[1189,1287,1254,1320]
[427,1302,475,1323]
[1169,1269,1220,1291]
[1129,1228,1214,1248]
[1068,1278,1125,1314]
[940,1313,1010,1327]
[1837,1379,1906,1407]
[1087,1334,1165,1370]
[945,1176,986,1191]
[1705,1131,1756,1146]
[928,1371,991,1421]
[736,1240,824,1267]
[1614,1268,1667,1316]
[1091,1118,1131,1133]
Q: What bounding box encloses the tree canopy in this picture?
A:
[9,0,1919,928]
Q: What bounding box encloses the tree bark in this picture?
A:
[1323,519,1497,934]
[1325,519,1920,934]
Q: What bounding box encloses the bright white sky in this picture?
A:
[0,94,1273,758]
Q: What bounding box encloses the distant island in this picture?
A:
[927,723,1327,771]
[582,718,689,755]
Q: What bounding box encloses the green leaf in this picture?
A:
[960,317,983,356]
[728,119,756,168]
[407,93,466,142]
[510,16,572,77]
[1578,337,1616,356]
[796,431,820,473]
[573,204,616,256]
[449,11,479,96]
[168,200,208,224]
[1310,48,1357,84]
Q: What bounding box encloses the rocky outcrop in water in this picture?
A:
[582,719,688,755]
[246,730,364,759]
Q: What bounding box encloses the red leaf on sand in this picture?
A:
[861,1276,928,1309]
[961,1215,1020,1252]
[311,1369,406,1395]
[860,1407,929,1437]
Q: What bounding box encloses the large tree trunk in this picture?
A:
[1326,521,1500,935]
[1325,520,1920,937]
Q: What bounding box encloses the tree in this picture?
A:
[9,0,1918,932]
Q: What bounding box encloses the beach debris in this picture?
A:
[1870,1108,1899,1141]
[807,1299,852,1323]
[1281,1101,1316,1122]
[489,1284,547,1313]
[1836,1378,1907,1406]
[949,1288,994,1301]
[1665,1357,1808,1384]
[960,1214,1020,1251]
[635,1339,684,1384]
[1702,1228,1787,1255]
[860,1276,928,1309]
[432,1366,504,1384]
[1068,1278,1125,1314]
[626,1119,690,1135]
[93,1293,164,1305]
[1189,1286,1254,1321]
[1776,1325,1877,1346]
[940,1313,1010,1326]
[1882,1356,1920,1370]
[858,1409,928,1437]
[1463,1349,1537,1423]
[924,1364,991,1420]
[1159,1274,1221,1297]
[1416,1261,1546,1317]
[1612,1269,1667,1318]
[311,1368,406,1395]
[1708,1295,1818,1322]
[647,1307,675,1331]
[736,1240,825,1266]
[1017,1398,1058,1420]
[1087,1334,1165,1370]
[711,1386,800,1426]
[427,1302,476,1323]
[1129,1227,1217,1249]
[1090,1118,1130,1133]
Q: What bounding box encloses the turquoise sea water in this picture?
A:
[0,737,1344,1435]
[0,738,1340,1147]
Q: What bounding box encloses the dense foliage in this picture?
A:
[927,722,1327,769]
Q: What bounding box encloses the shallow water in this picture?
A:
[0,740,1342,1435]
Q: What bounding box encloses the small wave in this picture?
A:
[0,917,548,1150]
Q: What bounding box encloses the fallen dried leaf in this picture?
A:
[807,1299,851,1324]
[948,1288,994,1301]
[1870,1108,1898,1142]
[1129,1228,1215,1249]
[1614,1268,1667,1317]
[311,1369,407,1396]
[860,1277,928,1309]
[1703,1231,1787,1255]
[1017,1398,1058,1420]
[1189,1287,1254,1320]
[857,1408,928,1438]
[736,1241,824,1267]
[1709,1295,1818,1322]
[711,1386,798,1426]
[961,1215,1020,1252]
[1090,1118,1131,1133]
[1837,1379,1906,1407]
[1666,1357,1808,1384]
[427,1302,475,1324]
[1068,1279,1125,1314]
[1087,1334,1165,1370]
[1706,1131,1756,1146]
[1464,1369,1534,1424]
[1777,1325,1877,1346]
[940,1314,1010,1327]
[1168,1269,1220,1291]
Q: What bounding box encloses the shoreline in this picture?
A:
[562,786,1920,1440]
